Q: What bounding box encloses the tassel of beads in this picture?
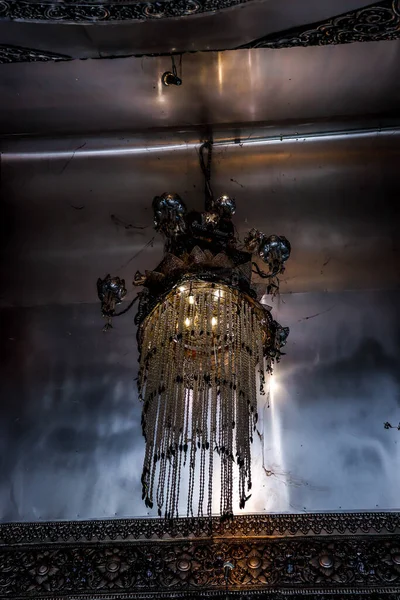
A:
[139,280,268,519]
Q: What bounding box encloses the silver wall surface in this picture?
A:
[1,290,400,521]
[0,42,399,522]
[1,128,399,521]
[1,129,399,307]
[0,42,400,136]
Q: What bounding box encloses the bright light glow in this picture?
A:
[213,289,224,298]
[157,76,165,104]
[211,317,218,327]
[188,295,195,305]
[269,375,279,395]
[217,52,223,94]
[179,286,186,293]
[185,317,191,327]
[269,375,289,509]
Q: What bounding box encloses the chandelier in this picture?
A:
[97,143,291,520]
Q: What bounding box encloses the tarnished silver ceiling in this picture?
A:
[0,41,399,136]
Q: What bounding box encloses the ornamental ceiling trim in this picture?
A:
[0,513,400,599]
[1,512,400,544]
[0,44,71,62]
[240,0,400,49]
[0,1,399,63]
[0,0,249,23]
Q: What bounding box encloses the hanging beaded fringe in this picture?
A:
[138,280,270,519]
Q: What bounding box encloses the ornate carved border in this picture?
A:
[1,1,399,63]
[0,513,400,598]
[0,44,71,63]
[240,0,400,49]
[1,513,400,544]
[0,0,249,23]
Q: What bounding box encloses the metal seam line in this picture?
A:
[2,127,400,160]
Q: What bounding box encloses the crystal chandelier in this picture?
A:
[97,144,291,520]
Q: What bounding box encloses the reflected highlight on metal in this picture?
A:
[4,127,400,160]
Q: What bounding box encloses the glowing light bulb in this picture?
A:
[179,286,185,293]
[213,289,224,298]
[185,317,191,327]
[211,317,218,327]
[188,295,195,305]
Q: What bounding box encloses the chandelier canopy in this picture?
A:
[97,153,291,520]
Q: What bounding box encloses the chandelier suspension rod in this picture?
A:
[199,140,214,211]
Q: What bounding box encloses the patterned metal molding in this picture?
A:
[0,44,71,63]
[240,0,400,49]
[1,512,400,544]
[0,1,399,63]
[0,0,249,23]
[1,513,400,599]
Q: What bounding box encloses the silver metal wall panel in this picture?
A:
[1,129,399,308]
[0,108,399,520]
[0,42,399,136]
[1,289,399,522]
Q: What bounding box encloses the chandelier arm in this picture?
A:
[199,141,214,211]
[251,261,280,279]
[113,294,140,317]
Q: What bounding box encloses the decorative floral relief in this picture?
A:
[1,536,400,597]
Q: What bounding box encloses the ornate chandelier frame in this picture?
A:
[97,142,291,519]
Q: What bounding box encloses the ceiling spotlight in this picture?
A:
[162,55,182,86]
[162,71,182,86]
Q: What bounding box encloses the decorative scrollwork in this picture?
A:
[0,0,246,23]
[1,1,399,62]
[240,0,400,49]
[1,513,400,545]
[0,44,71,64]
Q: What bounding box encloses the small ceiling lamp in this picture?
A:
[97,142,290,520]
